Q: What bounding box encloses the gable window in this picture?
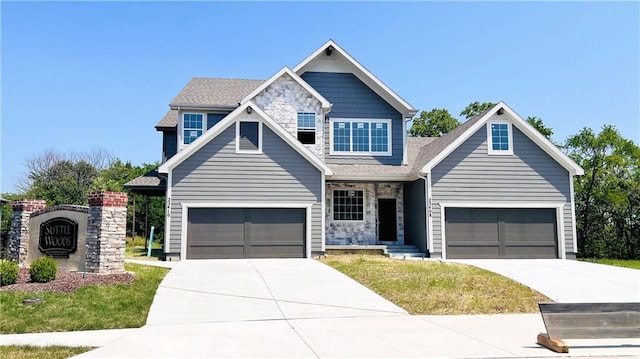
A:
[183,113,204,144]
[330,118,391,155]
[297,112,316,145]
[487,122,513,155]
[333,190,364,221]
[236,120,262,153]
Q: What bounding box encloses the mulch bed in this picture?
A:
[0,268,135,293]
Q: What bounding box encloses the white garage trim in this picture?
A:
[438,201,566,260]
[180,201,315,260]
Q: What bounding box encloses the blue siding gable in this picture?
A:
[301,72,404,165]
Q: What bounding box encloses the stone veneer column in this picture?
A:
[9,200,47,266]
[86,191,127,274]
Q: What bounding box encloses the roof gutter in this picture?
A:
[327,174,411,182]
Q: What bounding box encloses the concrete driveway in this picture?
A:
[145,258,407,325]
[452,259,640,302]
[4,258,636,358]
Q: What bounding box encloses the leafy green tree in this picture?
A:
[460,101,495,119]
[565,125,639,259]
[409,108,460,137]
[526,116,553,139]
[29,160,99,205]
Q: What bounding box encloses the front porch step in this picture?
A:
[324,244,427,259]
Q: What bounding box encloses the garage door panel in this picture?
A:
[186,207,305,259]
[446,207,558,259]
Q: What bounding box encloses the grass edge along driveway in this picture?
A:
[319,255,550,315]
[0,345,93,359]
[0,263,168,334]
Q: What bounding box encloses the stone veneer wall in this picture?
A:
[85,192,128,274]
[326,182,404,245]
[253,73,324,160]
[9,200,47,266]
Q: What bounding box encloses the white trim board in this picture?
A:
[438,202,566,260]
[179,201,315,260]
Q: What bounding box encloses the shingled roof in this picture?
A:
[170,78,264,108]
[328,137,437,178]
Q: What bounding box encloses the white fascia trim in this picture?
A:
[159,101,333,176]
[179,201,315,260]
[438,201,566,260]
[420,101,585,176]
[170,104,237,111]
[569,173,578,254]
[163,171,172,254]
[438,201,565,209]
[292,40,417,117]
[240,67,332,111]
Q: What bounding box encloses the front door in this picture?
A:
[378,198,397,241]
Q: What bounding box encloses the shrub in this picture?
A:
[0,260,19,286]
[29,256,58,283]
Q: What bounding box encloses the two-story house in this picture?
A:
[126,40,583,261]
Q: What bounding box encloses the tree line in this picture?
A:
[410,101,639,260]
[1,150,164,245]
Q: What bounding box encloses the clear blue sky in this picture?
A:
[2,1,638,193]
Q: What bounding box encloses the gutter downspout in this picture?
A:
[418,174,431,256]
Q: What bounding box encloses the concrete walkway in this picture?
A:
[452,259,640,302]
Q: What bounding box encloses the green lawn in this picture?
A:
[0,346,93,359]
[319,255,550,315]
[0,263,168,334]
[579,258,640,270]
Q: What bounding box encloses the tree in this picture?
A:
[409,108,460,137]
[460,101,495,119]
[17,148,113,197]
[564,125,639,259]
[526,116,553,139]
[29,160,99,205]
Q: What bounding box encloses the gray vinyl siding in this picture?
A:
[300,72,403,165]
[431,123,574,256]
[163,130,177,162]
[169,124,323,255]
[403,179,427,252]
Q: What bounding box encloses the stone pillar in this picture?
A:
[86,192,127,274]
[9,200,47,266]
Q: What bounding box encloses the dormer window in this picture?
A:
[487,121,513,155]
[183,113,204,145]
[297,112,316,145]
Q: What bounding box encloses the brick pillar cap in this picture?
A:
[89,191,128,207]
[12,199,47,212]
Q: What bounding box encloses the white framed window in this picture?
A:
[236,120,262,153]
[297,112,316,145]
[333,189,364,221]
[329,118,392,156]
[182,113,204,145]
[487,121,513,155]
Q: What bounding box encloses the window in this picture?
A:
[297,112,316,144]
[333,190,364,221]
[487,122,513,155]
[236,120,261,153]
[330,118,392,155]
[183,113,204,144]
